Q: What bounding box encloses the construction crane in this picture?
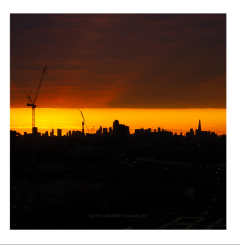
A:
[80,110,85,134]
[27,66,47,128]
[79,110,95,134]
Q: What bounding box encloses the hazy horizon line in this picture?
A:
[10,107,227,110]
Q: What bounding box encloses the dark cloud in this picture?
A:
[10,14,226,108]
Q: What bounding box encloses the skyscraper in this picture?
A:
[196,120,203,138]
[198,120,201,132]
[103,128,108,135]
[112,120,129,140]
[57,129,62,137]
[96,126,102,136]
[113,120,119,134]
[109,127,113,134]
[190,128,194,136]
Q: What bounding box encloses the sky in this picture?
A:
[10,14,226,134]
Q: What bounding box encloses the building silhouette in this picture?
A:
[50,128,54,137]
[198,120,201,132]
[109,127,113,135]
[32,127,38,136]
[195,120,211,139]
[43,131,48,137]
[96,126,102,136]
[57,129,62,137]
[113,120,129,140]
[103,128,108,135]
[186,128,194,138]
[113,120,119,135]
[196,120,201,137]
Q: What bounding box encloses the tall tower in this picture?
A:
[113,120,119,134]
[57,129,62,137]
[198,120,201,132]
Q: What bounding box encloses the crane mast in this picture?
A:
[26,66,47,168]
[27,66,47,128]
[80,110,85,134]
[79,110,93,134]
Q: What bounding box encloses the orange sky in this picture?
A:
[10,108,226,136]
[10,14,226,110]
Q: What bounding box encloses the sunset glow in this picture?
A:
[10,108,226,136]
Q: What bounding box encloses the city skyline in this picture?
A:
[11,117,225,138]
[10,108,226,136]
